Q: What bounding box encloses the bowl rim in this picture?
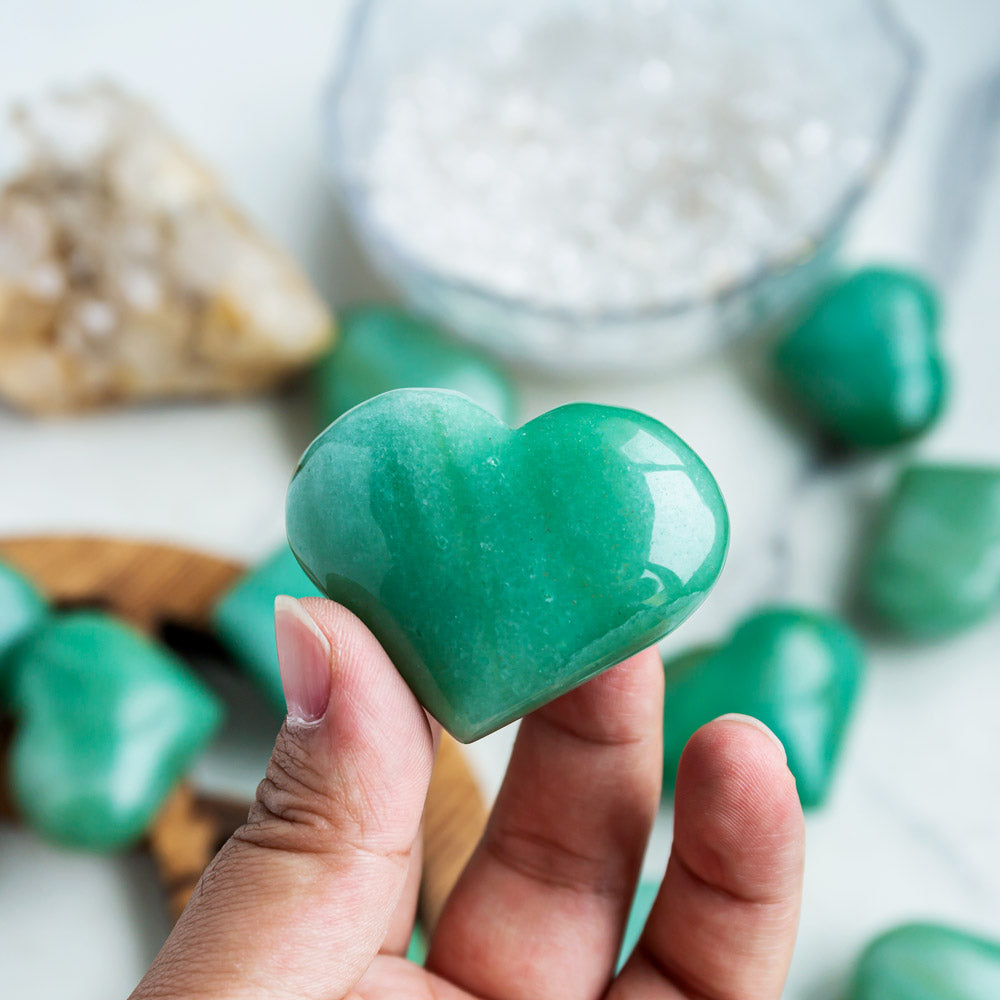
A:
[322,0,923,324]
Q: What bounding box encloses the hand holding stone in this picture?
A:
[130,597,805,1000]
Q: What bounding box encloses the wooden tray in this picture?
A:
[0,535,487,929]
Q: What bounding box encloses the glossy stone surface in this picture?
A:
[0,561,48,684]
[864,464,1000,637]
[849,923,1000,1000]
[7,612,222,850]
[313,305,516,426]
[774,267,945,448]
[212,544,321,712]
[661,608,863,809]
[287,389,728,742]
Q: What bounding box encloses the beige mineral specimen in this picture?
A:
[0,82,333,414]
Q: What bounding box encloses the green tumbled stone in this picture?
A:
[212,544,321,713]
[864,464,1000,637]
[0,561,49,686]
[406,925,427,966]
[774,267,946,448]
[849,923,1000,1000]
[287,389,728,742]
[313,305,516,426]
[618,881,659,971]
[7,612,222,850]
[661,608,864,809]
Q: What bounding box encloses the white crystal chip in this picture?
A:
[360,0,886,312]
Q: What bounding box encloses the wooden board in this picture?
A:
[0,535,487,929]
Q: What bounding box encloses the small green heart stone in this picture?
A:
[864,464,1000,637]
[406,925,427,966]
[661,608,864,809]
[0,561,49,686]
[212,544,321,712]
[849,923,1000,1000]
[774,267,946,448]
[618,881,659,971]
[7,612,222,850]
[313,306,516,426]
[287,389,728,742]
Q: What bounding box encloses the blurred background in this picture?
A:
[1,1,999,997]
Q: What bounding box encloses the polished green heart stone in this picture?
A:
[0,561,48,686]
[313,306,516,427]
[849,923,1000,1000]
[7,612,222,850]
[287,389,728,742]
[212,544,321,712]
[618,881,659,971]
[661,608,863,809]
[406,926,427,966]
[773,267,945,448]
[864,464,1000,637]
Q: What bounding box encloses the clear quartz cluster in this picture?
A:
[364,0,882,312]
[0,82,332,414]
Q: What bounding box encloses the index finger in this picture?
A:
[427,646,665,999]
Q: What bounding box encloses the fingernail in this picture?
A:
[714,713,787,762]
[275,595,332,726]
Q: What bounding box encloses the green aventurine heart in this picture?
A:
[287,389,728,742]
[313,305,516,426]
[661,608,864,809]
[213,544,321,713]
[773,267,946,448]
[7,612,221,850]
[619,881,659,971]
[864,464,1000,637]
[0,561,48,686]
[849,923,1000,1000]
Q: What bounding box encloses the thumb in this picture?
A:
[132,597,435,1000]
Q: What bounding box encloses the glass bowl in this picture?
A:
[322,0,920,376]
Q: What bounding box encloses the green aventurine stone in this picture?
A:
[661,608,863,809]
[7,612,222,850]
[212,544,321,712]
[849,923,1000,1000]
[774,267,945,448]
[618,881,659,971]
[0,561,48,685]
[313,306,516,427]
[406,925,427,965]
[864,464,1000,637]
[287,389,728,742]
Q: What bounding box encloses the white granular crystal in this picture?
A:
[363,0,884,311]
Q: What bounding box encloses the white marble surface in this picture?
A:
[1,2,999,997]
